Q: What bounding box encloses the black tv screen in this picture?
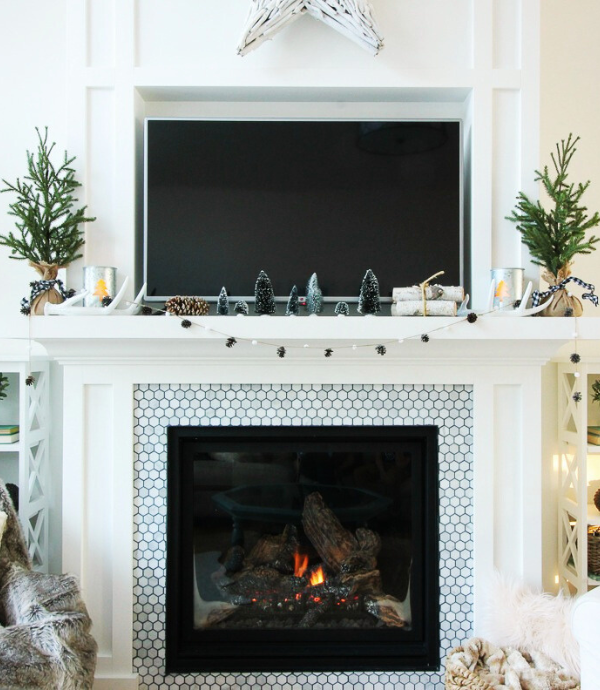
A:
[143,119,463,302]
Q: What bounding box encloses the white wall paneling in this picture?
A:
[65,0,540,309]
[493,0,522,70]
[492,89,522,268]
[86,0,115,68]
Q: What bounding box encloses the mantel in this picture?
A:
[26,315,600,365]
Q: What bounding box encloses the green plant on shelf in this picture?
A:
[0,374,8,401]
[592,379,600,405]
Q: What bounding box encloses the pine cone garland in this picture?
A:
[595,488,600,514]
[165,295,209,316]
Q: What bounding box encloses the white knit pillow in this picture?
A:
[479,571,580,677]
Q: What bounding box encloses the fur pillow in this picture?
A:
[479,571,579,677]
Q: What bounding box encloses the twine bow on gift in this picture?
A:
[418,271,445,316]
[531,276,598,308]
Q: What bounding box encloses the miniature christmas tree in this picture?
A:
[507,134,600,315]
[358,269,381,314]
[0,127,95,313]
[306,273,323,314]
[335,301,349,316]
[254,270,276,314]
[286,285,299,316]
[217,287,229,315]
[234,300,249,315]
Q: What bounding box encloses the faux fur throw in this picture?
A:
[446,638,580,690]
[479,571,580,677]
[0,480,97,689]
[0,511,7,545]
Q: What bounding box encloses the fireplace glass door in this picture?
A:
[166,426,439,672]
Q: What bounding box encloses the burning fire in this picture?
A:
[309,566,325,586]
[294,551,309,578]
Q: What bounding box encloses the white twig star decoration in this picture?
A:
[237,0,384,57]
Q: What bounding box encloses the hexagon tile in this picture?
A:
[133,384,473,690]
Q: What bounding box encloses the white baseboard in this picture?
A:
[93,675,138,690]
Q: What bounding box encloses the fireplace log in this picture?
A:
[364,593,407,628]
[356,528,382,558]
[223,565,282,597]
[246,524,299,573]
[302,492,357,572]
[299,597,333,628]
[339,569,382,597]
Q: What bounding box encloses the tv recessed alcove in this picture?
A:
[165,425,439,672]
[136,87,473,306]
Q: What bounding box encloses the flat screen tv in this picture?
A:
[143,119,463,303]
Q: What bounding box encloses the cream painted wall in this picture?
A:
[541,0,600,315]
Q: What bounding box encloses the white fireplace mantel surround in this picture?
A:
[30,315,595,688]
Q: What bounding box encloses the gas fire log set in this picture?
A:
[203,491,408,630]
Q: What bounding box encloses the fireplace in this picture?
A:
[165,425,439,672]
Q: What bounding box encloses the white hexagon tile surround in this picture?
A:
[133,384,473,690]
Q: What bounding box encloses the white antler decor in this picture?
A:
[485,280,553,317]
[44,278,146,316]
[237,0,384,56]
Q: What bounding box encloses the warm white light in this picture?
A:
[555,574,559,585]
[303,344,309,348]
[398,339,404,344]
[575,372,581,378]
[352,344,357,350]
[251,340,258,346]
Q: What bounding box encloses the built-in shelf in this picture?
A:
[0,443,21,453]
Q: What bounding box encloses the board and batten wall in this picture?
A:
[0,1,597,581]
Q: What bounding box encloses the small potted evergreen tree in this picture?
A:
[507,134,600,316]
[0,127,95,314]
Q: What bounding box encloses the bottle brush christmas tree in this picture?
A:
[254,270,276,314]
[286,285,299,316]
[358,269,381,314]
[306,273,323,314]
[506,134,600,316]
[217,287,229,315]
[0,127,95,314]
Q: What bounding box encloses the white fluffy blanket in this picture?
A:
[446,638,580,690]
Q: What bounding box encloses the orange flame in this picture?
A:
[294,551,309,578]
[310,566,325,586]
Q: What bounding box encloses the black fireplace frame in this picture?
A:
[166,425,439,673]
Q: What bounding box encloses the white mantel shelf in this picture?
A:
[26,314,600,364]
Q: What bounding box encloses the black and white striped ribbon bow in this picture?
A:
[531,276,598,307]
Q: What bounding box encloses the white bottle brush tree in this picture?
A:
[506,134,600,316]
[0,127,95,314]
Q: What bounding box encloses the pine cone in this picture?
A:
[595,488,600,514]
[165,295,209,316]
